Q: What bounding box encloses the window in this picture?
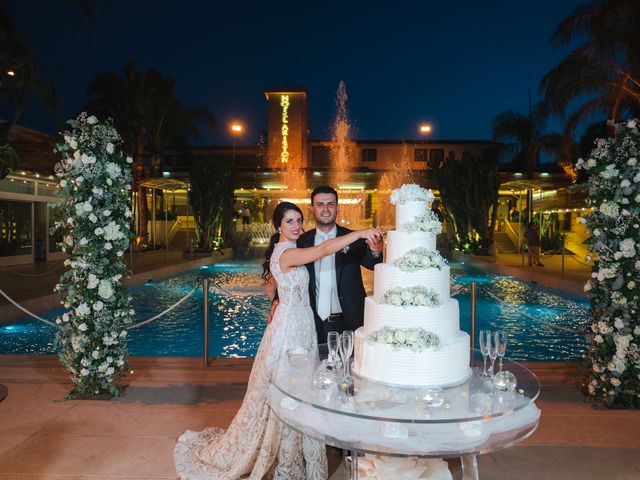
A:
[414,148,428,162]
[0,200,32,257]
[429,149,445,163]
[311,146,331,167]
[361,148,377,162]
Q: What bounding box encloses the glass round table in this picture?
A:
[268,347,540,480]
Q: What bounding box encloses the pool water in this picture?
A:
[0,260,591,361]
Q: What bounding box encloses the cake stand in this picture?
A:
[268,348,540,480]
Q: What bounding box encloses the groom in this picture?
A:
[298,186,383,345]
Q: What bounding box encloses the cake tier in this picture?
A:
[363,296,460,339]
[396,200,427,230]
[386,231,437,263]
[373,263,450,303]
[353,328,471,387]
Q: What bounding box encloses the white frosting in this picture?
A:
[363,297,460,338]
[396,201,428,229]
[373,263,450,304]
[354,328,471,387]
[386,231,437,262]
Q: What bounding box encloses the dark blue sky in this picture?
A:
[4,0,586,145]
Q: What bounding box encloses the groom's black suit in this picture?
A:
[297,225,383,345]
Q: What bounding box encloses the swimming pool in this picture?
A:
[0,260,591,361]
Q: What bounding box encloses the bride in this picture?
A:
[174,201,382,479]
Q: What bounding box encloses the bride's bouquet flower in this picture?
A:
[380,286,440,307]
[402,211,442,234]
[367,326,441,352]
[394,247,447,272]
[390,184,435,206]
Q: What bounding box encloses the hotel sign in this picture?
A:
[280,94,289,164]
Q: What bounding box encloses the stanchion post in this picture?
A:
[203,278,209,367]
[470,282,477,350]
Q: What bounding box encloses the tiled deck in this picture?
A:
[1,356,639,479]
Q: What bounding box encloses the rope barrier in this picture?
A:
[481,287,589,335]
[126,285,199,330]
[0,263,65,277]
[0,288,56,326]
[565,254,594,267]
[209,280,271,317]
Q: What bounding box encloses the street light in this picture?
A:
[230,122,243,165]
[419,124,432,134]
[418,124,433,162]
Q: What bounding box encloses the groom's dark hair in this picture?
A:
[310,185,338,204]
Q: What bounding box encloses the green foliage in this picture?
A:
[189,157,235,251]
[425,150,500,255]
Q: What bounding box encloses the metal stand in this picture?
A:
[461,454,479,480]
[203,278,209,367]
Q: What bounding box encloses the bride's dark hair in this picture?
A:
[262,202,304,281]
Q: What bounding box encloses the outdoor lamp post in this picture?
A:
[231,122,243,166]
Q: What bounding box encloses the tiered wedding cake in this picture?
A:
[353,184,471,387]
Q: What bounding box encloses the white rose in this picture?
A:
[106,367,115,376]
[93,301,104,311]
[126,156,133,163]
[76,303,91,316]
[116,251,123,257]
[92,350,100,359]
[413,293,427,305]
[62,313,70,323]
[87,115,98,124]
[594,335,604,344]
[628,158,637,166]
[87,274,99,289]
[80,368,90,376]
[395,331,408,344]
[83,202,93,212]
[104,242,112,250]
[94,227,104,236]
[628,281,636,289]
[621,179,631,188]
[587,158,597,168]
[79,237,88,246]
[78,323,88,332]
[107,178,113,185]
[106,143,114,154]
[611,378,621,387]
[390,294,402,306]
[98,280,114,300]
[89,213,98,223]
[400,291,414,304]
[614,317,625,329]
[60,179,68,187]
[102,209,111,217]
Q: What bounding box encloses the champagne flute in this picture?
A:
[327,331,340,369]
[495,330,507,372]
[339,330,354,377]
[479,329,490,376]
[488,332,498,376]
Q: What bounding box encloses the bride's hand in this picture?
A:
[358,228,382,243]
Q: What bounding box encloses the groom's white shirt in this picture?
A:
[314,225,342,320]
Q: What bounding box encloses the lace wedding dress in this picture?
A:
[174,242,328,479]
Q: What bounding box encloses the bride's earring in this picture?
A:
[278,228,282,234]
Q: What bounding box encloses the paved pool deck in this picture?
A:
[0,356,639,479]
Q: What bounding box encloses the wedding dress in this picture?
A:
[174,242,328,479]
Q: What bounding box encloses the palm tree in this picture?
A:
[85,60,214,245]
[491,101,571,180]
[540,0,640,139]
[0,6,56,178]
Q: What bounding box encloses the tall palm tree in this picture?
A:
[0,6,56,178]
[540,0,640,139]
[491,101,571,180]
[85,60,214,245]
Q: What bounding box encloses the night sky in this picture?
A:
[4,0,587,146]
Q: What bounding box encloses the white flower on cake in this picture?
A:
[380,286,440,307]
[390,184,435,206]
[402,211,442,234]
[394,247,447,272]
[367,326,441,352]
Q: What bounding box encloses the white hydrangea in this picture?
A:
[76,303,91,316]
[105,162,122,179]
[390,184,434,206]
[599,200,619,218]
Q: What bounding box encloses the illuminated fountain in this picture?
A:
[329,81,366,228]
[376,141,418,228]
